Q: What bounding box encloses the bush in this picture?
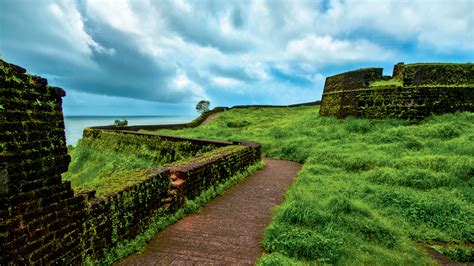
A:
[114,118,128,127]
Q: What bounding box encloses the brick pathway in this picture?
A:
[117,158,301,265]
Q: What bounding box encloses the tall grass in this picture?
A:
[148,106,474,264]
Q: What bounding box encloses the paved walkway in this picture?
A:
[117,158,301,265]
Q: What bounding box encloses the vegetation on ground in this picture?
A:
[147,106,474,264]
[114,118,128,127]
[63,140,159,195]
[71,168,158,198]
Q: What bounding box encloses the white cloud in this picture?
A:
[171,71,208,102]
[85,0,142,34]
[319,0,474,51]
[245,62,269,81]
[212,76,243,87]
[287,34,392,64]
[174,0,192,13]
[48,2,115,55]
[220,13,233,34]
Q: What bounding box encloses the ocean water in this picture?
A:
[64,116,194,146]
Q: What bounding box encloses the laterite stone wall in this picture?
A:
[169,143,261,206]
[319,62,474,120]
[319,68,383,117]
[396,63,474,86]
[80,168,171,259]
[1,60,262,264]
[0,60,87,263]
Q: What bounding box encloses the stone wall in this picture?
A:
[1,59,87,263]
[396,63,474,86]
[0,60,262,264]
[79,168,170,260]
[319,62,474,120]
[319,68,383,117]
[168,143,261,205]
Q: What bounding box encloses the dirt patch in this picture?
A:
[420,244,467,266]
[116,158,301,265]
[200,112,221,126]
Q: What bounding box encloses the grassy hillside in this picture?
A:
[147,106,474,264]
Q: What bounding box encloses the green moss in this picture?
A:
[369,78,403,87]
[74,168,162,198]
[167,145,246,167]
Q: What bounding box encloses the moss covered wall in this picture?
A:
[0,60,262,264]
[80,168,171,259]
[319,63,474,120]
[0,60,89,264]
[396,63,474,86]
[168,143,261,206]
[319,68,383,117]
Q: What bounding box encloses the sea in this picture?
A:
[64,116,194,146]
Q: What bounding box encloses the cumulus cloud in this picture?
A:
[319,0,474,51]
[212,77,243,87]
[0,0,472,115]
[287,34,393,64]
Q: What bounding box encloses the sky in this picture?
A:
[1,0,473,116]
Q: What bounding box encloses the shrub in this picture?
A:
[114,118,128,127]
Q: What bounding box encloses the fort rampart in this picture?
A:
[319,63,474,120]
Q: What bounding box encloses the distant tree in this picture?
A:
[196,100,211,114]
[114,118,128,127]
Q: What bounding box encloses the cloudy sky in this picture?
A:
[1,0,473,116]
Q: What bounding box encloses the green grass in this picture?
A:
[145,106,474,264]
[70,168,157,198]
[63,140,160,196]
[432,244,474,262]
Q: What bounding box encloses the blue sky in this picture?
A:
[1,0,473,116]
